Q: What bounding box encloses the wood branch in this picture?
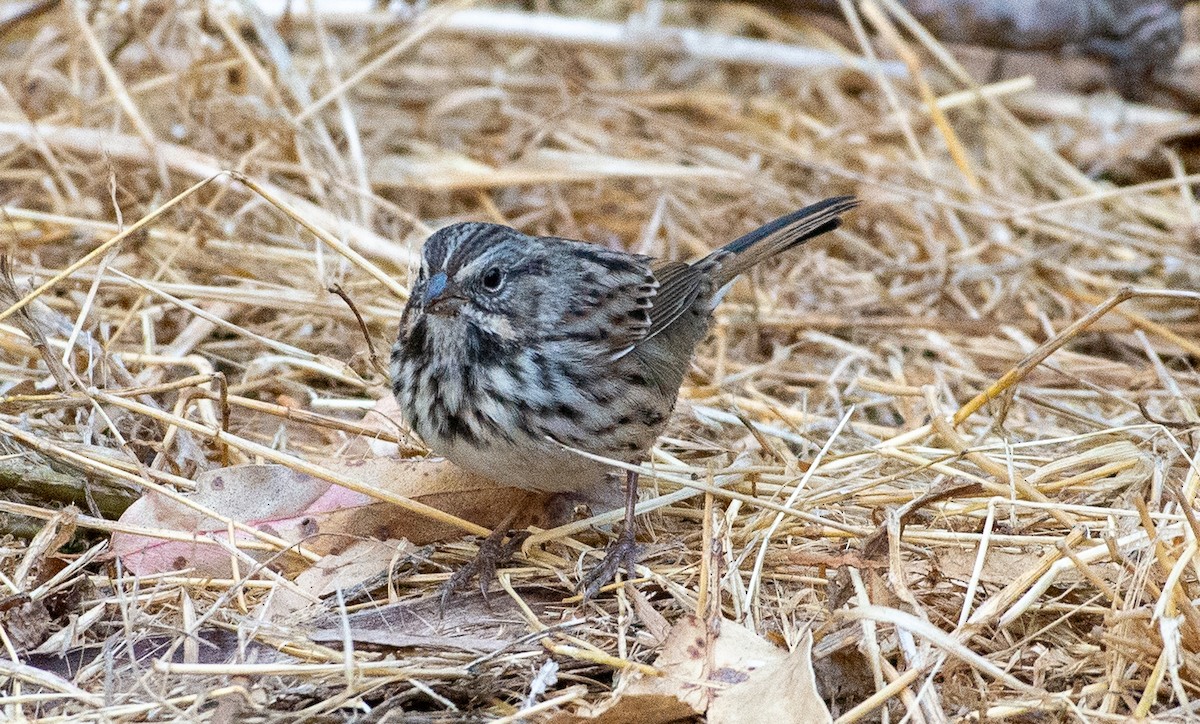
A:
[780,0,1187,101]
[251,3,907,76]
[0,452,139,523]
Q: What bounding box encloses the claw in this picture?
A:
[579,529,641,600]
[438,527,530,614]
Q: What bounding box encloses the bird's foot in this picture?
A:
[439,526,530,612]
[579,525,642,600]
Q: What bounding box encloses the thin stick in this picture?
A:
[952,287,1135,426]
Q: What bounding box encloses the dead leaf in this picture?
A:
[933,547,1039,587]
[112,459,554,577]
[0,599,50,650]
[812,632,876,713]
[320,456,556,544]
[708,632,828,724]
[547,694,697,724]
[359,394,408,458]
[112,464,366,577]
[292,539,410,599]
[308,588,562,653]
[32,600,106,656]
[556,615,831,724]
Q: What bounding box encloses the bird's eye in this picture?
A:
[417,267,427,282]
[481,267,504,292]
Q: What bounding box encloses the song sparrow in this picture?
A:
[392,195,857,599]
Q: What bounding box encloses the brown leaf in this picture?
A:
[357,393,409,458]
[292,539,411,599]
[309,588,562,654]
[933,547,1039,587]
[708,632,829,724]
[15,508,77,589]
[624,583,670,646]
[557,616,830,723]
[112,459,554,577]
[320,456,556,544]
[1,599,50,650]
[547,694,697,724]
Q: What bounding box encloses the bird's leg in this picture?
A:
[439,504,530,612]
[580,469,642,599]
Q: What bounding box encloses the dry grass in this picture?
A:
[2,0,1200,720]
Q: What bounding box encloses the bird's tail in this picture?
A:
[713,195,858,285]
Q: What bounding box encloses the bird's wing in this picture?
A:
[639,258,722,345]
[604,259,706,361]
[591,256,659,361]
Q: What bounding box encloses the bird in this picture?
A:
[391,195,858,601]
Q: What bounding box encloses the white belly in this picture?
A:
[437,435,612,493]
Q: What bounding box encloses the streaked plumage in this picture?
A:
[391,196,858,496]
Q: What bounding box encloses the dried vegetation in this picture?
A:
[2,0,1200,720]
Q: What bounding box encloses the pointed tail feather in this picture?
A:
[714,195,858,285]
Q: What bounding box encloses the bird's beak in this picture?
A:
[423,271,465,316]
[423,271,448,304]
